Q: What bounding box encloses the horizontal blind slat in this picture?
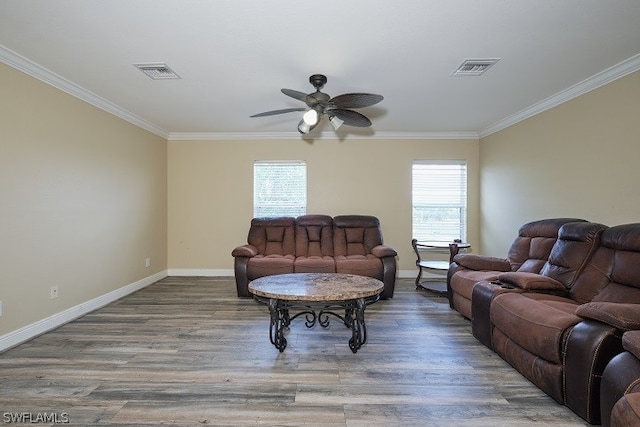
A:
[412,162,467,241]
[254,162,307,217]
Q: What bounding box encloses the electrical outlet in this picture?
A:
[50,286,59,299]
[145,257,151,268]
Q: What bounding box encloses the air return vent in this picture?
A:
[452,59,500,76]
[133,63,181,80]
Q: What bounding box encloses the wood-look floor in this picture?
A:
[0,277,589,426]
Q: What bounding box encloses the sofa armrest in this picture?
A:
[453,253,511,272]
[576,302,640,331]
[231,244,259,258]
[565,320,624,423]
[471,280,525,349]
[371,244,397,258]
[233,256,250,297]
[496,271,566,291]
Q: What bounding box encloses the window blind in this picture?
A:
[254,161,307,218]
[412,161,467,241]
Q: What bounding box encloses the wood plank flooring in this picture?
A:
[0,277,589,426]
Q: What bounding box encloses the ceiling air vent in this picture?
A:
[133,63,181,80]
[452,58,500,76]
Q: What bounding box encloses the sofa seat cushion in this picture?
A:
[294,256,336,273]
[335,254,383,278]
[247,254,295,279]
[523,292,582,313]
[491,293,581,364]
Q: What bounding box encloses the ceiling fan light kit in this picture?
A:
[302,109,319,126]
[297,119,314,134]
[251,74,383,135]
[329,115,344,131]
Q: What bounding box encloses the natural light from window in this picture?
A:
[412,161,467,242]
[254,161,307,218]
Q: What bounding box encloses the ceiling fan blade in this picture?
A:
[281,88,309,101]
[330,93,384,109]
[328,109,372,127]
[250,107,306,118]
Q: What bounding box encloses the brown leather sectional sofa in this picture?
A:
[447,219,640,424]
[232,214,397,299]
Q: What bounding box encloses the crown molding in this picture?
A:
[4,39,637,142]
[168,131,479,141]
[0,44,169,139]
[479,53,640,138]
[0,43,475,143]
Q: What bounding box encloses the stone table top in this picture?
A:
[248,273,384,301]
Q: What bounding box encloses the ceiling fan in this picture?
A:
[250,74,383,134]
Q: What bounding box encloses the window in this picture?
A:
[412,161,467,241]
[254,161,306,217]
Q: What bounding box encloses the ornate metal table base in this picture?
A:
[248,273,384,354]
[262,296,376,353]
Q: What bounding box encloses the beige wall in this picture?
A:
[6,51,635,342]
[479,70,640,256]
[168,138,480,274]
[0,63,168,336]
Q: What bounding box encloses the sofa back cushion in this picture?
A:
[333,215,383,256]
[295,215,334,257]
[585,223,640,304]
[538,221,607,287]
[247,217,296,256]
[507,218,587,272]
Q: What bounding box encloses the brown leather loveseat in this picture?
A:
[232,214,397,299]
[448,221,640,424]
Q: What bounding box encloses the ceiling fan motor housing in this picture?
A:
[309,74,327,90]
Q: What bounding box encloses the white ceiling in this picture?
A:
[1,0,640,139]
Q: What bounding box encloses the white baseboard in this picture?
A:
[167,268,444,281]
[398,269,416,279]
[398,269,446,280]
[0,270,168,353]
[167,268,234,276]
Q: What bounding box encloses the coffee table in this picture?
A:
[248,273,384,353]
